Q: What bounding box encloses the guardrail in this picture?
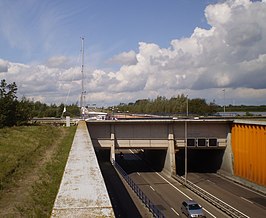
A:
[113,160,165,218]
[172,175,249,218]
[30,118,79,126]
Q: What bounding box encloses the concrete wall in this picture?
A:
[51,121,115,217]
[87,119,231,176]
[219,131,234,175]
[87,119,230,149]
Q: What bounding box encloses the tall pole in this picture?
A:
[223,89,225,113]
[186,96,189,117]
[185,120,187,183]
[80,37,86,119]
[81,37,85,109]
[185,95,188,184]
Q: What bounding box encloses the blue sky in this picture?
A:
[0,0,266,106]
[0,0,214,64]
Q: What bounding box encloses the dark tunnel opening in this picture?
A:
[94,149,143,218]
[176,149,225,176]
[142,149,166,172]
[114,149,166,174]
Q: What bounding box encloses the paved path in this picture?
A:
[51,121,114,217]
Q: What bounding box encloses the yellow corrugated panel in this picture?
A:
[232,123,266,187]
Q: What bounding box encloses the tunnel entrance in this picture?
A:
[94,149,144,217]
[176,148,225,176]
[111,149,166,173]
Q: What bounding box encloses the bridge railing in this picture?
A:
[113,160,165,218]
[172,175,249,218]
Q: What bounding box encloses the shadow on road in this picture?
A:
[95,149,142,218]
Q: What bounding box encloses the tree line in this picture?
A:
[0,80,80,128]
[112,95,266,116]
[1,79,265,128]
[113,94,219,116]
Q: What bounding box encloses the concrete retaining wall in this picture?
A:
[51,121,114,217]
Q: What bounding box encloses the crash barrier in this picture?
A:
[173,175,249,218]
[113,160,165,218]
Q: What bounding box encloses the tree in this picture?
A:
[111,94,219,116]
[0,80,34,127]
[15,97,32,125]
[0,79,18,127]
[189,98,209,115]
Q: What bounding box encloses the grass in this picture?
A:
[30,126,76,217]
[0,125,76,217]
[0,126,54,189]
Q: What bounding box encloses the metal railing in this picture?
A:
[172,175,249,218]
[113,160,165,218]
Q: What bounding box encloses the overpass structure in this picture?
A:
[52,118,265,217]
[88,119,232,177]
[87,118,266,189]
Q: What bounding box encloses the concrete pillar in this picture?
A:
[66,116,70,127]
[220,132,234,175]
[163,126,176,176]
[110,125,115,163]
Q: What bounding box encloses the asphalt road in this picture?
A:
[187,173,266,218]
[95,149,152,218]
[116,150,266,218]
[95,149,265,218]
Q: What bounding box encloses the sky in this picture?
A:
[0,0,266,107]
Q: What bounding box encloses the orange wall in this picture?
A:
[232,123,266,186]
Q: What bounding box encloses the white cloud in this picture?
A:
[108,50,137,66]
[0,59,8,73]
[45,56,75,69]
[1,0,266,106]
[205,2,232,26]
[104,0,266,104]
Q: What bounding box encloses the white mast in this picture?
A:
[80,37,86,117]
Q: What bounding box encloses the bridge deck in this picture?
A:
[51,121,114,217]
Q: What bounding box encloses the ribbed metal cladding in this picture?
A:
[232,123,266,186]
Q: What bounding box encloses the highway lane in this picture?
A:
[132,171,225,217]
[117,149,266,218]
[96,149,149,218]
[187,173,266,218]
[117,151,229,217]
[129,172,179,217]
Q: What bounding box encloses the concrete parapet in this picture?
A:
[51,121,114,217]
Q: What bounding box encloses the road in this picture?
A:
[116,150,266,218]
[187,173,266,218]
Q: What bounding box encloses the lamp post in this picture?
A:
[223,89,226,113]
[185,95,188,183]
[186,96,189,117]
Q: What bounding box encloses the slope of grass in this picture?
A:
[0,125,76,217]
[29,126,76,217]
[0,126,57,188]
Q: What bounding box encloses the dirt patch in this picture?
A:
[0,127,67,217]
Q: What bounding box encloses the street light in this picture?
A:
[186,96,189,117]
[223,89,226,113]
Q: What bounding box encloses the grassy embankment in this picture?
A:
[0,125,76,217]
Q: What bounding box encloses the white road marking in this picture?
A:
[241,197,254,204]
[180,176,250,218]
[127,149,249,218]
[171,207,179,216]
[215,173,265,198]
[156,172,216,218]
[207,179,215,184]
[156,172,191,199]
[150,185,155,191]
